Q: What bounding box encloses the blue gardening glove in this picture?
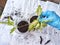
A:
[38,10,60,30]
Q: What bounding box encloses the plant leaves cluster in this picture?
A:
[28,5,47,31]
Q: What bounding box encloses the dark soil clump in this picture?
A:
[17,21,29,33]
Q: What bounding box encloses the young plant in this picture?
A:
[0,16,14,26]
[10,27,16,33]
[36,5,42,16]
[0,5,48,34]
[28,5,47,31]
[0,16,15,34]
[28,20,39,31]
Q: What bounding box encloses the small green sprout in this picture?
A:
[10,27,16,33]
[0,16,14,34]
[28,5,47,31]
[35,22,40,29]
[0,16,14,26]
[36,5,42,16]
[43,20,52,23]
[0,22,7,24]
[28,20,38,31]
[28,20,47,31]
[7,16,14,25]
[39,23,47,30]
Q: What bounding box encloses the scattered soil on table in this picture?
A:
[40,36,43,44]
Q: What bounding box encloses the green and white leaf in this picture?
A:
[39,23,47,30]
[7,16,14,26]
[10,27,16,34]
[0,16,14,26]
[43,20,52,23]
[28,20,38,31]
[41,23,47,27]
[0,22,8,24]
[36,5,42,16]
[35,22,40,29]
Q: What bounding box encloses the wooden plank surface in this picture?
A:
[0,0,7,8]
[48,0,60,4]
[42,0,60,4]
[0,0,7,15]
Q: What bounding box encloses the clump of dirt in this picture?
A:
[17,21,29,33]
[30,16,38,23]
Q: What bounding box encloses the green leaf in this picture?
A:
[36,5,42,16]
[39,23,47,30]
[39,23,43,30]
[28,20,38,31]
[7,16,14,26]
[28,19,47,31]
[8,21,14,25]
[10,27,16,34]
[28,5,48,31]
[0,21,14,26]
[43,20,52,23]
[0,22,7,24]
[0,16,14,26]
[41,23,47,27]
[35,22,40,29]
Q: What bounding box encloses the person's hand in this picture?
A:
[38,10,60,30]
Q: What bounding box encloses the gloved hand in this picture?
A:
[38,10,60,30]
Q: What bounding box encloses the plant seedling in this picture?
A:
[0,16,14,26]
[28,5,47,31]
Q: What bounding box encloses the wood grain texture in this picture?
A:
[0,0,7,8]
[0,0,7,15]
[48,0,60,4]
[42,0,60,4]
